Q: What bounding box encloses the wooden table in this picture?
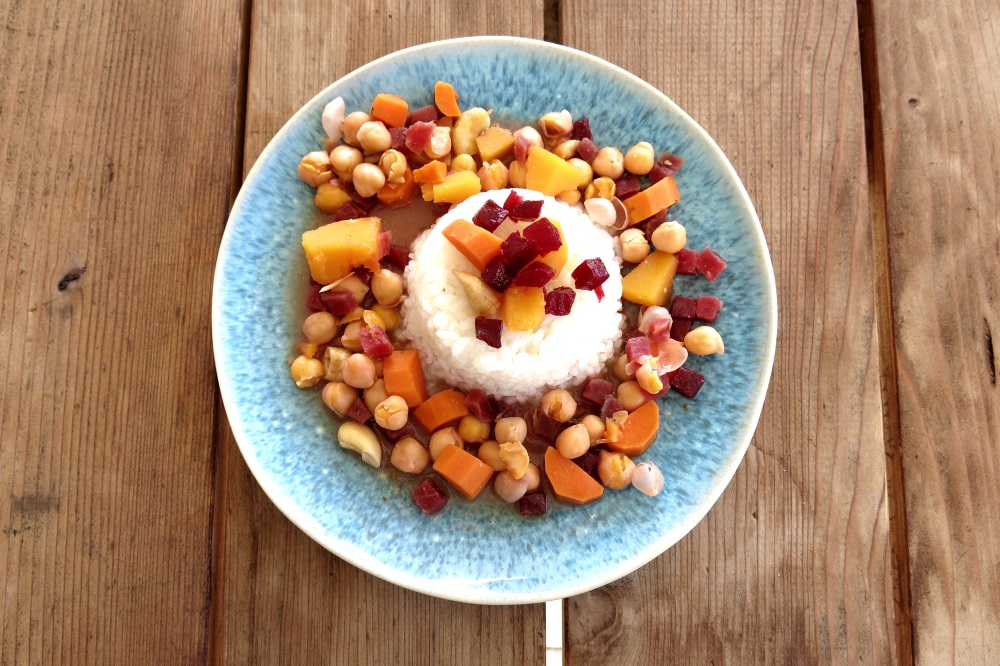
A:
[2,0,998,662]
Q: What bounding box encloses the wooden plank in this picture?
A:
[213,2,545,663]
[561,1,896,662]
[869,0,1000,662]
[0,0,243,663]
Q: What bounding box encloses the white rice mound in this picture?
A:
[399,188,624,403]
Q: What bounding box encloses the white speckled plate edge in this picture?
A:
[213,36,777,604]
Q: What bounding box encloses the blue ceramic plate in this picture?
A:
[213,37,776,604]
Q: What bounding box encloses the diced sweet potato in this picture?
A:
[475,126,515,162]
[370,93,409,128]
[623,175,680,225]
[413,389,469,432]
[544,447,604,505]
[621,251,678,307]
[413,160,448,184]
[442,219,504,271]
[433,170,482,204]
[301,217,383,284]
[605,400,659,457]
[525,146,582,196]
[500,286,546,332]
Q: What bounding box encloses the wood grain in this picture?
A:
[212,2,546,663]
[870,0,1000,662]
[561,1,895,662]
[0,0,243,663]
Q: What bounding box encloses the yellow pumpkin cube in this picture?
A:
[433,170,482,204]
[314,181,353,213]
[525,146,581,196]
[475,126,515,162]
[500,286,546,332]
[621,251,678,307]
[301,217,383,285]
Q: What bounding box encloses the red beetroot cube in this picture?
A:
[388,126,408,153]
[614,174,641,200]
[334,201,366,221]
[519,492,547,517]
[675,247,698,275]
[377,231,393,260]
[695,296,724,322]
[510,199,544,221]
[353,266,373,285]
[481,256,516,292]
[465,388,495,422]
[472,199,509,232]
[348,190,378,213]
[648,153,685,183]
[407,104,439,125]
[384,244,411,270]
[522,218,563,256]
[601,395,625,419]
[572,258,610,291]
[346,398,372,424]
[544,287,576,316]
[412,478,449,515]
[640,381,670,401]
[499,233,539,274]
[513,261,556,287]
[670,295,698,320]
[571,117,592,141]
[360,325,394,359]
[527,408,562,443]
[380,421,415,442]
[404,120,436,153]
[489,396,514,420]
[669,318,693,342]
[670,366,705,399]
[319,289,358,315]
[697,247,728,282]
[626,335,653,362]
[582,377,614,405]
[577,138,598,163]
[648,161,671,185]
[475,316,503,349]
[305,284,325,312]
[502,189,523,213]
[595,284,605,301]
[572,450,600,480]
[642,211,668,240]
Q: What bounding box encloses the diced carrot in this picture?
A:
[413,160,448,184]
[605,400,660,456]
[382,350,427,408]
[623,175,680,225]
[413,389,469,432]
[370,93,409,128]
[433,444,493,499]
[434,81,461,117]
[441,219,503,271]
[544,447,604,505]
[377,166,417,205]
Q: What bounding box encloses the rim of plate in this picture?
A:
[212,36,778,604]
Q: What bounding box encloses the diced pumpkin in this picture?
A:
[527,218,567,276]
[433,170,482,204]
[434,81,461,117]
[370,93,409,128]
[421,183,436,202]
[605,400,659,457]
[377,166,417,205]
[433,444,493,499]
[413,389,469,432]
[475,126,515,162]
[313,181,353,213]
[621,251,678,307]
[500,286,546,332]
[442,219,504,271]
[301,217,382,284]
[413,160,448,184]
[623,175,680,225]
[544,447,604,505]
[383,349,427,408]
[525,146,581,196]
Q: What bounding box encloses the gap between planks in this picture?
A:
[855,0,914,663]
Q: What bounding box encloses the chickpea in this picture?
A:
[298,340,319,358]
[552,139,580,160]
[538,110,573,142]
[636,361,664,394]
[512,126,543,151]
[623,141,655,175]
[371,269,403,307]
[356,120,391,154]
[341,307,364,324]
[598,450,636,490]
[580,414,605,445]
[556,423,591,459]
[494,416,527,444]
[341,111,371,146]
[499,441,529,479]
[329,145,363,182]
[591,146,625,179]
[302,311,338,344]
[584,176,616,201]
[540,389,576,423]
[556,189,581,206]
[290,355,324,388]
[429,426,463,460]
[340,320,364,352]
[322,382,358,416]
[508,160,527,188]
[478,160,509,191]
[379,149,408,184]
[458,415,490,443]
[493,470,530,503]
[372,357,384,378]
[522,463,541,492]
[651,221,687,254]
[363,378,389,413]
[612,354,633,381]
[390,437,429,475]
[477,440,507,471]
[370,304,400,332]
[341,353,376,389]
[297,151,333,187]
[684,326,725,355]
[374,395,409,430]
[619,228,651,263]
[617,380,648,411]
[352,163,386,198]
[451,154,477,172]
[335,274,370,303]
[323,346,350,382]
[568,157,593,190]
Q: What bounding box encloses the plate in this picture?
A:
[213,37,776,604]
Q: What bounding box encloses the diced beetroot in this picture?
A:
[407,104,439,125]
[404,120,436,152]
[346,398,372,424]
[696,295,724,322]
[648,317,672,343]
[675,247,698,275]
[388,126,409,153]
[600,395,625,420]
[380,421,415,442]
[697,247,728,282]
[640,382,670,401]
[510,199,544,221]
[626,336,653,362]
[514,134,533,164]
[348,191,378,213]
[669,318,693,342]
[670,295,698,320]
[489,396,514,420]
[499,233,539,274]
[376,231,393,260]
[384,244,411,270]
[481,256,515,292]
[355,267,374,286]
[572,258,610,291]
[502,190,523,213]
[544,287,575,316]
[522,218,563,256]
[648,161,671,185]
[513,261,556,287]
[360,325,394,359]
[670,366,705,399]
[319,289,358,315]
[465,388,495,422]
[594,284,605,301]
[305,284,325,312]
[412,478,449,515]
[334,201,366,221]
[648,153,685,183]
[570,117,592,141]
[577,138,598,163]
[582,377,614,405]
[614,174,640,200]
[642,210,668,240]
[472,199,509,232]
[527,408,562,443]
[475,316,503,349]
[572,450,600,481]
[519,492,547,517]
